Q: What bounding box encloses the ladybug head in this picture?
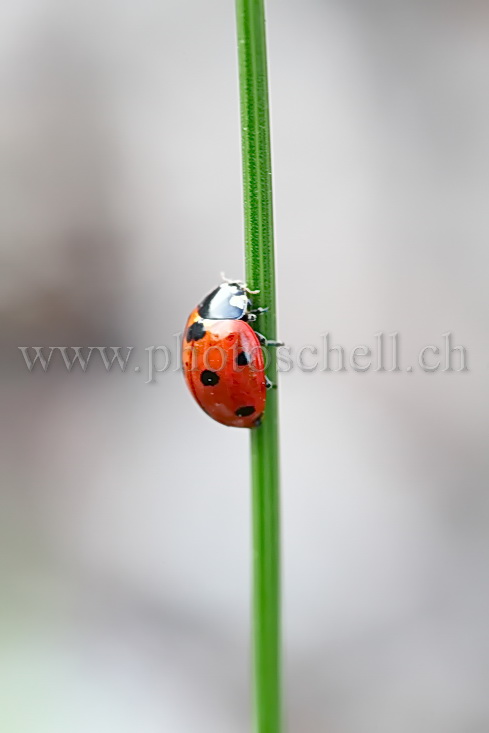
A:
[198,282,251,320]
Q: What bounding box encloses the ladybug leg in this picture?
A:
[265,375,277,390]
[250,306,269,316]
[247,307,268,323]
[255,331,284,347]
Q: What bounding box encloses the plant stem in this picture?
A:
[235,1,281,732]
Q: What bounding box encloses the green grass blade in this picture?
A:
[235,1,281,731]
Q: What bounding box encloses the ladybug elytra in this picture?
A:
[182,279,280,428]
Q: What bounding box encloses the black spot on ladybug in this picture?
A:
[236,351,249,366]
[254,413,263,427]
[186,321,206,342]
[200,369,219,386]
[235,405,255,417]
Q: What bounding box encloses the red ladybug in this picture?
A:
[182,279,279,428]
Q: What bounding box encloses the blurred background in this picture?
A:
[1,0,489,731]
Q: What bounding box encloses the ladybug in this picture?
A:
[182,278,280,428]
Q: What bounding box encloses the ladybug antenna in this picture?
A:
[220,272,260,295]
